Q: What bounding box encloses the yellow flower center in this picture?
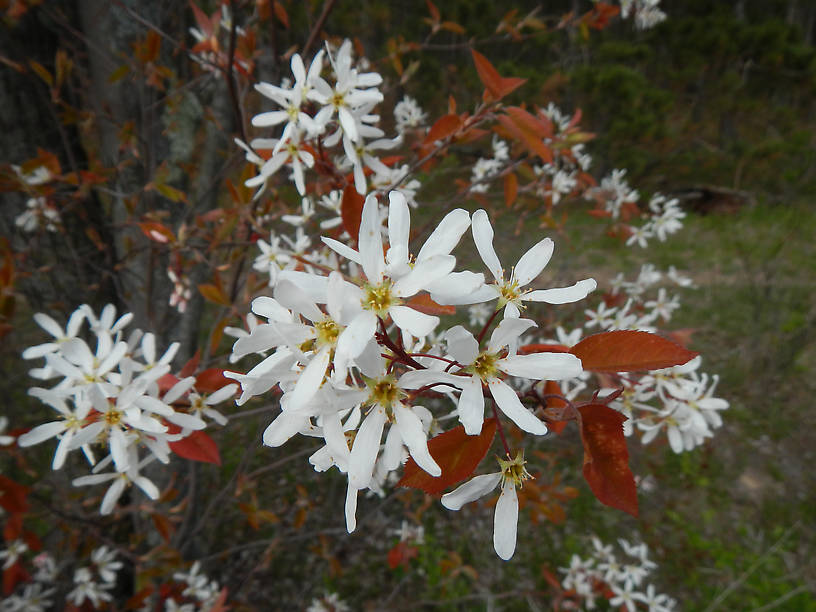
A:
[362,280,399,318]
[314,318,341,348]
[466,351,500,382]
[365,375,406,420]
[498,450,532,488]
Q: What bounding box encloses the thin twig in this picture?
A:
[303,0,338,57]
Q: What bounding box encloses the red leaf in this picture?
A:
[405,294,455,316]
[198,283,230,306]
[423,114,462,146]
[340,185,365,244]
[398,419,497,495]
[387,541,418,570]
[542,380,569,435]
[195,368,235,393]
[0,476,30,514]
[471,49,526,100]
[578,404,637,516]
[570,330,698,372]
[518,343,570,355]
[169,430,221,465]
[138,221,174,244]
[3,562,29,596]
[179,350,201,378]
[503,172,518,207]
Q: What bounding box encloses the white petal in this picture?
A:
[165,412,206,431]
[487,317,537,353]
[321,236,362,265]
[263,410,310,447]
[205,384,238,405]
[458,375,485,435]
[386,191,410,269]
[488,379,547,435]
[22,343,58,359]
[392,255,456,298]
[100,478,126,515]
[395,404,440,476]
[345,483,358,533]
[512,238,554,286]
[109,427,131,471]
[398,369,461,390]
[61,338,94,370]
[287,346,330,410]
[358,195,384,283]
[427,271,485,304]
[493,481,518,560]
[499,352,583,381]
[164,376,196,404]
[348,407,387,489]
[336,311,377,359]
[133,475,160,500]
[34,313,65,338]
[53,429,74,469]
[389,306,438,338]
[274,280,323,321]
[471,209,503,281]
[525,278,597,304]
[251,296,292,321]
[441,472,501,510]
[416,208,471,261]
[381,425,402,472]
[277,271,329,303]
[445,326,479,365]
[18,421,66,447]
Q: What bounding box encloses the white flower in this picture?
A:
[67,567,113,608]
[91,545,123,584]
[394,96,427,132]
[0,540,28,569]
[73,448,160,515]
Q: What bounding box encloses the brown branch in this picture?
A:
[303,0,338,57]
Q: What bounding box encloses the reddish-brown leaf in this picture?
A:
[340,185,365,244]
[578,404,637,516]
[152,513,175,543]
[3,562,29,596]
[138,221,174,244]
[198,283,230,306]
[542,380,570,435]
[388,541,419,570]
[272,0,289,27]
[179,350,201,378]
[169,430,221,465]
[518,343,570,355]
[0,476,30,514]
[423,114,462,146]
[195,368,236,393]
[405,294,455,316]
[471,49,526,100]
[570,330,698,372]
[398,419,497,496]
[503,172,518,207]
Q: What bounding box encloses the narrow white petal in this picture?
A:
[392,255,456,298]
[488,379,548,435]
[164,377,196,404]
[386,191,410,269]
[53,429,74,469]
[336,311,377,359]
[61,338,94,370]
[358,195,384,283]
[499,352,583,381]
[345,483,358,533]
[263,410,310,447]
[274,280,324,321]
[205,384,238,405]
[417,208,471,260]
[100,478,126,515]
[458,375,485,435]
[34,313,65,338]
[133,475,160,500]
[389,306,439,338]
[395,404,440,476]
[251,296,292,321]
[165,412,206,431]
[471,209,503,281]
[348,407,387,489]
[427,271,485,304]
[513,238,554,286]
[22,343,59,359]
[381,425,402,472]
[287,347,330,410]
[398,369,461,390]
[110,427,130,471]
[441,472,501,510]
[493,481,519,560]
[487,317,537,353]
[322,236,362,264]
[525,278,597,304]
[18,421,66,447]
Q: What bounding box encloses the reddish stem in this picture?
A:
[476,307,500,347]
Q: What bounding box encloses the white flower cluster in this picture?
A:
[307,592,351,612]
[12,165,59,233]
[619,0,667,30]
[155,561,221,611]
[227,189,596,559]
[0,551,58,612]
[560,536,676,611]
[67,546,123,608]
[470,136,510,193]
[547,265,727,453]
[20,304,236,514]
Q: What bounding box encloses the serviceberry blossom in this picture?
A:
[394,95,427,132]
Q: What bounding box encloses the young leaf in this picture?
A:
[195,368,236,393]
[570,330,698,372]
[503,172,518,207]
[471,49,526,100]
[341,185,365,245]
[398,419,497,495]
[405,293,456,316]
[169,430,221,465]
[578,404,637,517]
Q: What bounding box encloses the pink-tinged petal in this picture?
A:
[392,255,456,298]
[100,477,127,515]
[386,191,410,269]
[493,481,518,560]
[488,379,548,435]
[394,404,441,477]
[525,278,597,304]
[18,421,66,447]
[337,311,378,359]
[133,475,159,500]
[445,326,479,365]
[263,410,310,447]
[441,472,501,510]
[417,208,471,261]
[348,406,387,489]
[389,306,439,338]
[459,375,485,435]
[499,352,583,381]
[487,317,537,353]
[358,195,384,284]
[345,483,358,533]
[321,236,362,265]
[33,313,64,338]
[513,238,554,286]
[287,346,330,410]
[274,280,323,322]
[471,209,503,281]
